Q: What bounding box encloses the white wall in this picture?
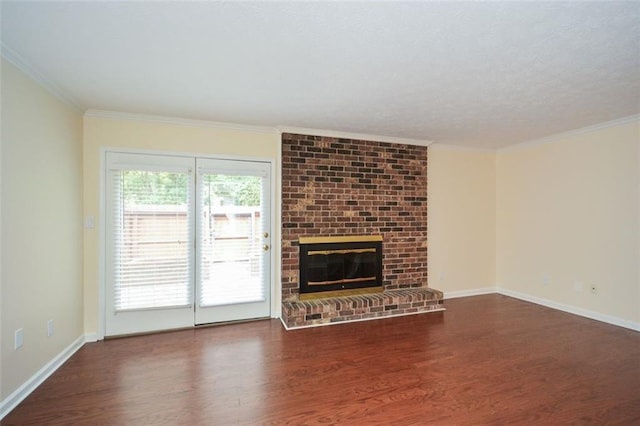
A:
[427,145,496,296]
[428,119,639,328]
[1,59,84,401]
[496,120,640,326]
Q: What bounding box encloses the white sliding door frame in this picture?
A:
[97,147,279,340]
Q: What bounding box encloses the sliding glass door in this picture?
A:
[105,152,271,336]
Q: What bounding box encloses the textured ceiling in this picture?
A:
[1,1,639,149]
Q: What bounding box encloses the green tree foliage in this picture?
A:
[122,171,188,205]
[202,174,261,207]
[122,171,260,206]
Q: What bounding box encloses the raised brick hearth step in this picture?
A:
[281,287,444,329]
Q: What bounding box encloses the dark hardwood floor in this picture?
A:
[4,294,640,425]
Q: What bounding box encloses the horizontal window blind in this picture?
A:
[110,169,193,312]
[198,172,265,307]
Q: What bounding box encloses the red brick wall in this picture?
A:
[281,133,428,301]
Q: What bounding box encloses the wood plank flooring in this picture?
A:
[3,294,640,425]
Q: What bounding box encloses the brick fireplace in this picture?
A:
[281,133,443,328]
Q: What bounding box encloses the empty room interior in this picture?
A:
[1,1,639,424]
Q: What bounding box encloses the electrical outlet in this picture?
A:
[15,328,24,349]
[590,285,598,294]
[542,275,550,286]
[438,272,445,281]
[47,320,54,337]
[574,281,584,293]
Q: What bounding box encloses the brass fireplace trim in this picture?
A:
[308,248,376,256]
[299,235,383,245]
[308,276,376,286]
[299,286,384,300]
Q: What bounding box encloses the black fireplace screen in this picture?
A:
[299,236,383,295]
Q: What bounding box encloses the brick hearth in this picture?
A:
[282,288,444,329]
[281,133,442,328]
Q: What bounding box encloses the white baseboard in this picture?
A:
[84,332,99,343]
[0,335,86,420]
[496,287,640,332]
[444,287,496,299]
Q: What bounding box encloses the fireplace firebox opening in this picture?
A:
[298,235,383,300]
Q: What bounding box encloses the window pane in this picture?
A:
[199,174,265,306]
[112,170,193,311]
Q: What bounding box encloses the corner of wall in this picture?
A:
[427,145,497,294]
[495,118,640,325]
